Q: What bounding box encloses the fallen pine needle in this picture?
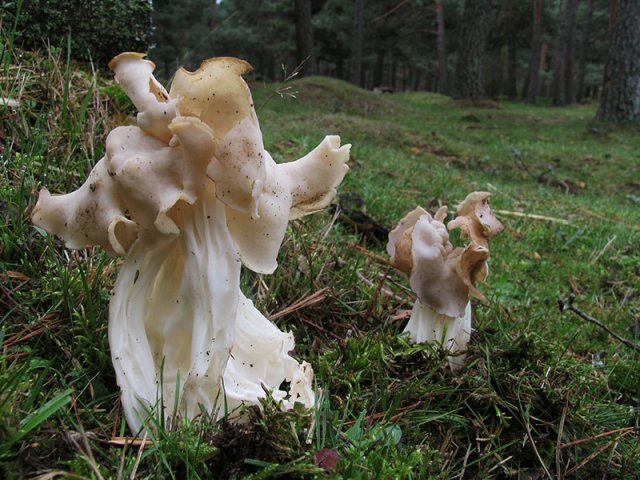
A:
[563,429,634,477]
[343,401,422,427]
[108,436,154,447]
[560,426,636,450]
[270,287,329,321]
[589,235,617,265]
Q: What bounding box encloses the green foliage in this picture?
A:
[2,0,152,66]
[148,0,213,79]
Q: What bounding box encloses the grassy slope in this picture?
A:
[1,50,639,479]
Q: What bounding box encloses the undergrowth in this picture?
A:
[1,38,639,479]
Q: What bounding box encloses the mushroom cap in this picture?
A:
[170,58,255,140]
[32,52,350,275]
[109,52,177,142]
[408,214,470,318]
[388,192,503,318]
[448,191,503,247]
[169,57,265,216]
[226,135,350,274]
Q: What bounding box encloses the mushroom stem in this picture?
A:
[403,300,471,371]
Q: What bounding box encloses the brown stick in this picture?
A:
[559,295,640,353]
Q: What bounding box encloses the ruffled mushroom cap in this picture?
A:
[108,52,178,143]
[387,193,500,318]
[226,135,349,274]
[170,58,266,217]
[447,191,503,248]
[387,206,450,276]
[32,53,350,271]
[32,116,216,255]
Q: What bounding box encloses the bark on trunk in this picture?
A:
[576,0,594,102]
[295,0,314,76]
[597,0,640,121]
[452,0,492,101]
[350,0,365,86]
[608,0,617,37]
[434,0,449,94]
[551,0,579,106]
[525,0,544,103]
[539,42,548,94]
[505,0,517,98]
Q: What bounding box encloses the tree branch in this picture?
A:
[558,295,640,353]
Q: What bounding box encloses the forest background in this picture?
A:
[4,0,639,122]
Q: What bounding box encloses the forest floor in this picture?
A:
[1,47,639,479]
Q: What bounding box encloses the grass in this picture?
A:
[1,40,639,478]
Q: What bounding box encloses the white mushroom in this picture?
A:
[32,53,350,433]
[388,192,502,371]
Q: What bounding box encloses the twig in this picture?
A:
[493,209,571,225]
[354,245,394,267]
[559,295,640,353]
[560,427,636,450]
[299,316,343,341]
[454,444,473,479]
[342,401,422,427]
[370,0,411,23]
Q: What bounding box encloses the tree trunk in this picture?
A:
[551,0,579,106]
[539,42,548,94]
[391,60,397,90]
[413,68,422,91]
[452,0,492,101]
[336,57,344,80]
[525,0,544,103]
[210,0,217,31]
[374,50,385,87]
[350,0,365,86]
[505,0,517,98]
[295,0,314,76]
[434,0,449,94]
[597,0,640,121]
[608,0,617,37]
[576,0,594,102]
